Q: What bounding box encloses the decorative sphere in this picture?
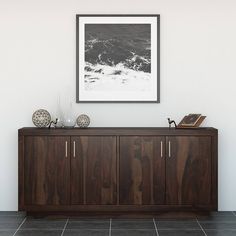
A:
[32,109,51,128]
[76,114,90,128]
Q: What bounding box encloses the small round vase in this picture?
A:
[63,116,76,128]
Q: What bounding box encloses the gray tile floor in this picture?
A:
[1,212,236,236]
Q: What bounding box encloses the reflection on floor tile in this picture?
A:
[21,219,66,230]
[64,229,109,236]
[67,220,110,229]
[200,222,236,230]
[15,230,62,236]
[0,211,235,236]
[156,220,201,230]
[0,230,16,236]
[111,229,157,236]
[112,220,155,229]
[158,230,205,236]
[205,229,236,236]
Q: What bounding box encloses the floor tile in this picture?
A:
[0,222,22,230]
[21,219,66,230]
[111,229,157,236]
[155,220,201,230]
[67,220,110,230]
[211,211,235,216]
[158,230,205,236]
[0,212,25,217]
[111,220,155,230]
[69,218,110,221]
[205,229,236,236]
[0,216,25,223]
[197,215,236,222]
[200,222,236,230]
[197,211,236,222]
[15,230,62,236]
[64,229,109,236]
[0,230,16,236]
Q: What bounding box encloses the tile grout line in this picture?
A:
[60,218,69,236]
[196,218,207,236]
[153,218,159,236]
[232,211,236,216]
[12,217,27,236]
[109,218,112,236]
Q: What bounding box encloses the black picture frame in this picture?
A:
[76,14,160,103]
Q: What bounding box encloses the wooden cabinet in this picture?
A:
[19,128,218,216]
[24,136,70,205]
[119,136,165,205]
[165,136,212,206]
[71,136,117,205]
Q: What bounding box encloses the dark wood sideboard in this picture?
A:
[18,127,218,216]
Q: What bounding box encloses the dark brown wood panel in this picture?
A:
[24,136,70,205]
[19,127,218,137]
[70,137,84,204]
[18,134,24,210]
[19,127,218,215]
[166,136,212,206]
[119,136,165,205]
[71,136,117,205]
[211,133,218,210]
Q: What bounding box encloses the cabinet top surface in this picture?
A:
[19,127,217,136]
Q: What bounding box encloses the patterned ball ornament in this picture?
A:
[76,114,90,128]
[32,109,51,128]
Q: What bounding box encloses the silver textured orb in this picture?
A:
[76,114,90,128]
[32,109,51,128]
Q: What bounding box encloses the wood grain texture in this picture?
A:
[166,136,212,206]
[23,204,215,213]
[24,136,70,205]
[19,127,218,215]
[70,137,84,204]
[18,133,24,210]
[71,136,117,205]
[211,133,218,210]
[119,136,165,205]
[19,127,217,137]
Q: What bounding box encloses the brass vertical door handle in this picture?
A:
[65,141,68,158]
[168,141,171,158]
[160,141,163,158]
[73,141,76,158]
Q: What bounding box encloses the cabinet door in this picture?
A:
[71,136,117,205]
[119,136,165,205]
[24,136,70,205]
[166,136,212,206]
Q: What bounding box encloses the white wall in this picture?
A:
[0,0,236,211]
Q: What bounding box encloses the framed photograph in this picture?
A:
[76,14,160,103]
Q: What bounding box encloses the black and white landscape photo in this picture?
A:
[77,15,159,102]
[84,24,151,91]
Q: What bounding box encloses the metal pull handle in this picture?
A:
[73,141,76,158]
[65,141,68,158]
[160,141,163,158]
[168,141,171,158]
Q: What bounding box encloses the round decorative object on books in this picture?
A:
[76,114,90,128]
[32,109,51,128]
